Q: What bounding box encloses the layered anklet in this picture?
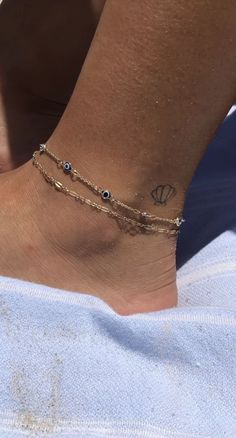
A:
[32,144,185,235]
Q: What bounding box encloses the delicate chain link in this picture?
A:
[32,150,180,235]
[39,144,185,227]
[45,147,103,195]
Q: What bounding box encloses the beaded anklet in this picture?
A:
[32,144,185,235]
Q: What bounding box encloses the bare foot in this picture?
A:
[0,159,177,315]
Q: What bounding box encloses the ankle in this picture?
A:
[0,159,177,313]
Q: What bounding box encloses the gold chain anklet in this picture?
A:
[32,145,185,235]
[37,144,185,226]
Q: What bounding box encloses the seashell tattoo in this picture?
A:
[151,184,176,206]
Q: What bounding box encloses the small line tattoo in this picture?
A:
[151,184,176,206]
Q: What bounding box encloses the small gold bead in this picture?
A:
[54,181,63,191]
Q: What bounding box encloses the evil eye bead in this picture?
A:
[101,190,112,200]
[63,161,72,174]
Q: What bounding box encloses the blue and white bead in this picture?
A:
[63,161,72,174]
[101,190,112,200]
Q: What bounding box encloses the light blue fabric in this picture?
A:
[0,276,235,438]
[0,107,236,437]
